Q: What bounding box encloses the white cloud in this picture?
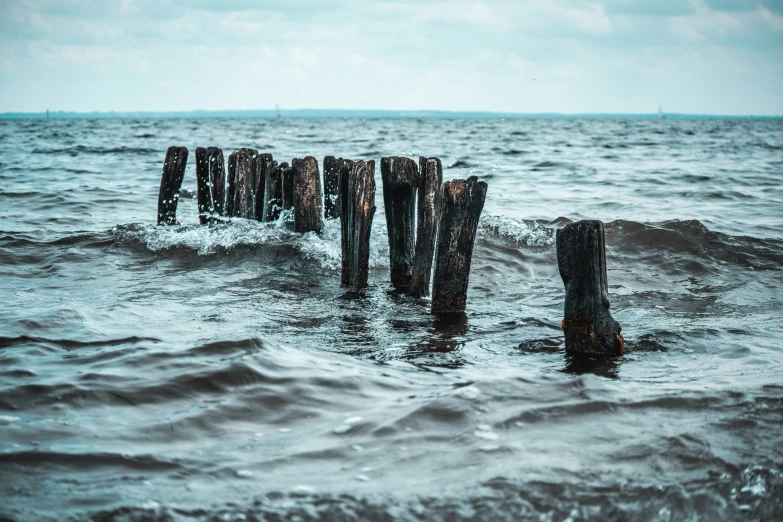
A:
[288,47,320,66]
[759,5,783,31]
[0,0,781,114]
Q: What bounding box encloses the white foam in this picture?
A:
[479,214,555,246]
[113,213,391,269]
[454,385,481,400]
[0,415,21,425]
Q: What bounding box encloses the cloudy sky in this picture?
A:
[1,0,782,114]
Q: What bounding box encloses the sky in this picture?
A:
[1,0,782,115]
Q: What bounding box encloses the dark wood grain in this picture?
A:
[292,156,323,234]
[410,156,443,297]
[556,220,624,358]
[339,160,376,288]
[381,156,418,291]
[157,146,188,226]
[324,156,354,220]
[431,176,487,314]
[195,147,225,224]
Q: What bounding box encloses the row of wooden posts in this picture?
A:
[157,146,624,358]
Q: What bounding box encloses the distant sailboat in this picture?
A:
[276,103,281,118]
[46,109,49,121]
[658,104,665,119]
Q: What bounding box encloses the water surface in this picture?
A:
[1,117,782,521]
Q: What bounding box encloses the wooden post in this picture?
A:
[339,160,376,288]
[253,153,273,221]
[409,156,443,297]
[381,156,417,291]
[260,160,282,222]
[211,149,226,218]
[195,147,225,224]
[324,156,354,220]
[157,146,188,226]
[226,152,236,218]
[556,220,624,358]
[228,148,258,219]
[431,176,487,315]
[280,162,294,211]
[292,156,323,234]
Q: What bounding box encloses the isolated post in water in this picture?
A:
[556,220,624,358]
[157,146,188,226]
[409,157,443,297]
[324,156,354,220]
[381,156,418,291]
[195,147,225,224]
[261,160,282,222]
[292,156,323,234]
[431,176,487,314]
[339,160,376,288]
[228,148,258,219]
[280,162,294,212]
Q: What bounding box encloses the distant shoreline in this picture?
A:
[0,109,780,120]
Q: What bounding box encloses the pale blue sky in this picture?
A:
[1,0,782,114]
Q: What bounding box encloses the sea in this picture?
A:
[1,116,782,521]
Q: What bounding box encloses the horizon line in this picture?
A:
[1,108,780,120]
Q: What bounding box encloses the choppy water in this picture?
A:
[1,117,782,521]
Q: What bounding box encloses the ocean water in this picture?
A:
[1,117,782,521]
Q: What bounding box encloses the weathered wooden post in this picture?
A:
[157,146,188,226]
[409,157,443,297]
[260,160,282,222]
[338,160,376,288]
[556,220,624,358]
[227,148,258,219]
[253,153,273,221]
[280,162,294,212]
[381,156,418,291]
[431,176,487,314]
[195,147,225,224]
[226,152,236,218]
[292,156,323,234]
[324,156,354,220]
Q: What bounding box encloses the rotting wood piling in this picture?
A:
[157,146,188,226]
[292,156,323,234]
[154,147,490,319]
[431,176,487,315]
[261,160,282,222]
[381,156,418,291]
[338,160,376,289]
[253,153,273,221]
[280,162,294,212]
[556,220,624,358]
[324,156,354,220]
[227,148,258,219]
[195,147,225,224]
[410,156,443,297]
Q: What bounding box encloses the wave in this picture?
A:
[16,467,775,522]
[31,145,158,155]
[448,160,473,168]
[4,215,780,278]
[478,215,555,247]
[0,335,158,350]
[606,219,783,271]
[111,217,357,269]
